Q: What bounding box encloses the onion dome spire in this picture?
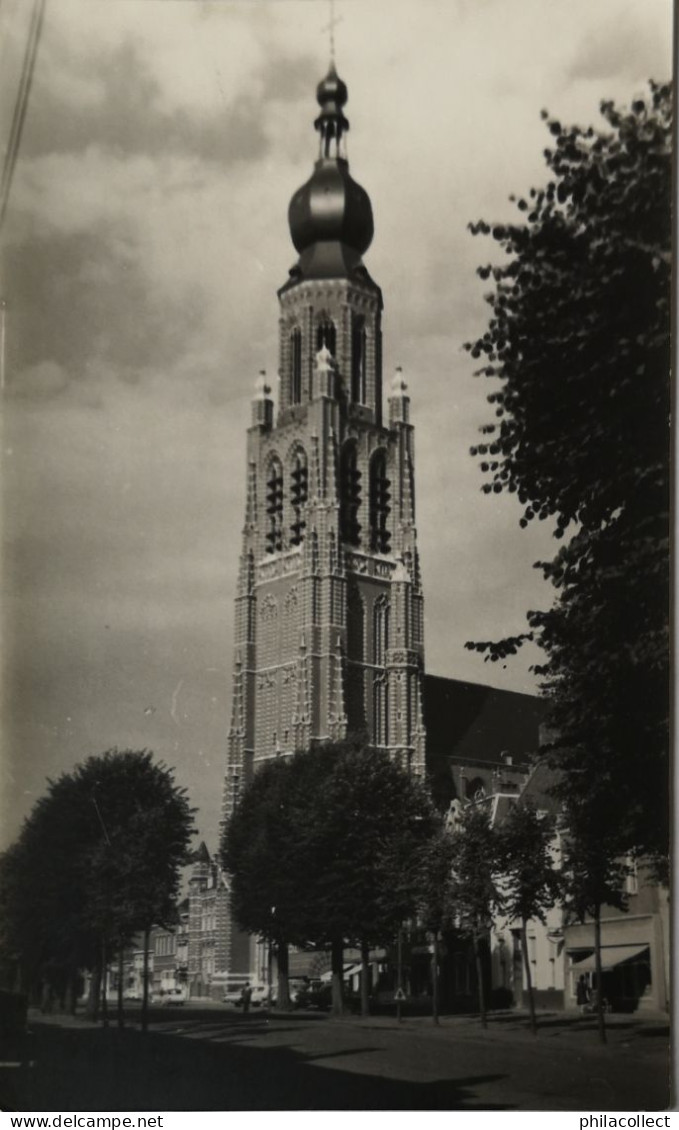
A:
[284,65,375,285]
[314,62,349,159]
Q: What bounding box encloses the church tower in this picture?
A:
[219,64,427,972]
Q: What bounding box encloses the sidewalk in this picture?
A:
[286,1007,670,1053]
[30,1003,669,1048]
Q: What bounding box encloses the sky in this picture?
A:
[0,0,672,853]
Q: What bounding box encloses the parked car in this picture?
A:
[289,978,309,1007]
[250,984,275,1007]
[160,988,186,1006]
[294,980,332,1011]
[151,988,186,1006]
[222,981,275,1008]
[223,980,249,1007]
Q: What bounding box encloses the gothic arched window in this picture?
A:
[316,318,336,356]
[265,456,284,553]
[369,449,391,553]
[340,441,361,546]
[290,448,308,546]
[351,317,367,404]
[374,677,389,747]
[290,327,302,405]
[374,596,390,667]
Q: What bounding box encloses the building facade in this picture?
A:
[219,65,428,977]
[479,762,669,1015]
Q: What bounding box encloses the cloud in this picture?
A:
[11,359,70,400]
[0,0,672,853]
[566,6,670,84]
[18,6,319,166]
[24,38,271,165]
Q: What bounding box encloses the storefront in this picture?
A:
[565,914,666,1013]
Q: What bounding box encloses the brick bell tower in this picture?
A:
[218,63,427,975]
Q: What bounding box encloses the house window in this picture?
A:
[340,441,362,545]
[290,328,302,404]
[369,449,391,553]
[625,857,639,896]
[290,449,308,545]
[265,457,284,553]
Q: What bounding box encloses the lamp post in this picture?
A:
[396,926,404,1023]
[268,906,276,1008]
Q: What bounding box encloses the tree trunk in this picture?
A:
[360,940,370,1018]
[86,957,101,1022]
[330,937,344,1016]
[117,943,125,1029]
[520,918,537,1034]
[28,977,42,1009]
[593,906,607,1045]
[141,927,150,1034]
[64,971,77,1016]
[275,940,291,1011]
[474,932,487,1029]
[431,931,440,1026]
[100,941,109,1029]
[40,979,52,1014]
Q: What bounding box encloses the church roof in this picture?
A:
[423,673,546,765]
[517,758,563,816]
[191,840,212,866]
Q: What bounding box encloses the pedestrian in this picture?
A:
[241,982,252,1016]
[576,974,589,1013]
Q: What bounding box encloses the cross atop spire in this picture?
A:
[321,0,342,63]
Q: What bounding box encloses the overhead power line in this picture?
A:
[0,0,45,230]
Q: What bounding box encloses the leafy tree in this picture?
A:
[464,83,671,872]
[0,750,196,1029]
[414,827,457,1024]
[223,740,436,1016]
[448,805,501,1028]
[560,805,629,1045]
[294,742,436,1015]
[222,756,304,1010]
[496,801,560,1033]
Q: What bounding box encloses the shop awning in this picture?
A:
[570,945,649,973]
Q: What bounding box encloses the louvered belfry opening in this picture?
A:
[340,441,362,545]
[290,450,309,546]
[369,448,391,553]
[265,457,284,553]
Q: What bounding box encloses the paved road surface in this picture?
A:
[1,1006,671,1112]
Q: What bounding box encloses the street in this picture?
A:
[1,1005,670,1112]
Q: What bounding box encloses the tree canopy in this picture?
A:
[448,804,500,1027]
[497,802,560,928]
[222,740,436,1010]
[496,800,560,1032]
[0,750,196,1001]
[292,742,437,951]
[221,755,306,949]
[464,83,671,868]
